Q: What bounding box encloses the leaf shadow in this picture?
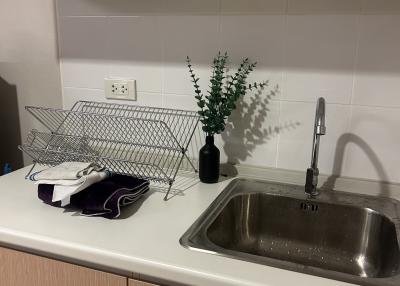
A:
[221,84,300,166]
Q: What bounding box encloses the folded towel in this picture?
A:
[38,175,150,219]
[53,170,110,206]
[34,177,88,186]
[30,162,109,207]
[30,162,103,181]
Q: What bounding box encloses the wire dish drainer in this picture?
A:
[19,101,200,200]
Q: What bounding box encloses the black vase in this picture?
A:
[199,135,220,183]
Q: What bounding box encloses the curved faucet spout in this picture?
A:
[305,97,326,197]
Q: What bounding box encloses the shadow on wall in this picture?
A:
[0,76,23,171]
[322,133,390,198]
[183,84,300,175]
[221,84,299,167]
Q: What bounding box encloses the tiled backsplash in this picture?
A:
[57,0,400,184]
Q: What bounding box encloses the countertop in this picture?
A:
[0,166,354,286]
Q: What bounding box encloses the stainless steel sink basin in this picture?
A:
[180,178,400,285]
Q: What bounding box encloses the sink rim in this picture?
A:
[180,177,400,286]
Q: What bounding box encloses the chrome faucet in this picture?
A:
[305,97,326,197]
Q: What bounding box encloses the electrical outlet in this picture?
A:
[105,78,136,101]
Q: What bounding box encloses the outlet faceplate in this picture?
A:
[105,78,136,101]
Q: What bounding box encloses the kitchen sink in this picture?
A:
[180,178,400,285]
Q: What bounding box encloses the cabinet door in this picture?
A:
[0,246,127,286]
[129,278,159,286]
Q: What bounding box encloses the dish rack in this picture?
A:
[19,101,200,200]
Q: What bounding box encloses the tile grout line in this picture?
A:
[62,15,108,18]
[275,6,290,169]
[61,87,400,110]
[343,10,362,178]
[341,102,355,180]
[349,12,362,106]
[63,86,167,96]
[361,0,367,15]
[217,0,223,52]
[275,99,283,169]
[105,16,111,89]
[55,0,65,109]
[159,15,166,109]
[340,12,363,176]
[272,99,400,110]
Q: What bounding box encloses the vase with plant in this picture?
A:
[187,52,267,183]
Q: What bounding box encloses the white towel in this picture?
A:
[53,171,109,206]
[34,177,87,186]
[30,162,103,181]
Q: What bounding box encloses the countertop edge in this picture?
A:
[0,227,268,286]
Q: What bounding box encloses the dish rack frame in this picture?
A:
[19,100,200,200]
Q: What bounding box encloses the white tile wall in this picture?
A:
[57,0,400,184]
[108,17,163,93]
[352,15,400,107]
[163,93,197,110]
[162,16,220,95]
[287,0,363,14]
[283,15,358,104]
[159,0,220,15]
[220,15,285,95]
[221,96,281,167]
[277,102,351,174]
[63,88,105,109]
[363,0,400,14]
[220,0,287,15]
[63,87,164,110]
[58,0,220,17]
[344,106,400,183]
[60,17,109,89]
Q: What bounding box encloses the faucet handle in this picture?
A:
[305,168,318,197]
[316,125,326,135]
[305,168,314,191]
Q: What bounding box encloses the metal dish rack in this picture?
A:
[19,101,200,200]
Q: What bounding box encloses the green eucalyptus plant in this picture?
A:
[187,52,268,136]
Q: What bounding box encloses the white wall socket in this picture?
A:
[105,78,136,101]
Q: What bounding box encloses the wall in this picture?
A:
[0,0,63,168]
[56,0,400,184]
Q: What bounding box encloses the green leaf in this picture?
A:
[188,52,267,135]
[202,125,212,133]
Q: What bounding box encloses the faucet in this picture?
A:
[305,97,326,197]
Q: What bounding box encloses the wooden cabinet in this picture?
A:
[129,279,159,286]
[0,246,161,286]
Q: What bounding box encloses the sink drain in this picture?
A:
[300,202,319,212]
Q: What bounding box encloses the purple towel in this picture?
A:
[38,174,150,219]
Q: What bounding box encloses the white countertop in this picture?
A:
[0,166,354,286]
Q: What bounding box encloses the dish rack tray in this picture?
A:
[19,101,200,200]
